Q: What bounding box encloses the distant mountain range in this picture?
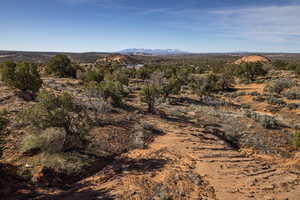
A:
[118,48,190,55]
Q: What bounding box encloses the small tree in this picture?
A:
[0,61,42,99]
[85,78,126,106]
[140,81,161,113]
[84,69,104,83]
[14,62,42,94]
[161,75,183,98]
[46,54,76,77]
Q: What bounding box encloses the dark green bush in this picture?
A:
[46,54,76,77]
[85,78,126,106]
[189,72,233,97]
[245,111,281,129]
[84,69,104,83]
[140,82,161,113]
[0,61,42,97]
[0,61,15,86]
[273,60,288,70]
[161,75,183,98]
[134,68,152,80]
[111,69,130,86]
[19,90,74,130]
[234,62,267,81]
[294,65,300,76]
[19,90,90,157]
[287,64,300,75]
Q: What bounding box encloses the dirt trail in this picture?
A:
[44,113,300,200]
[144,116,300,200]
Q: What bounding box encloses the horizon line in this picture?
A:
[1,49,300,54]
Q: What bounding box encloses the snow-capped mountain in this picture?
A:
[119,48,190,55]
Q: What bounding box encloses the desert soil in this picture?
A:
[36,109,300,199]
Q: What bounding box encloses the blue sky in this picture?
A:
[1,0,300,52]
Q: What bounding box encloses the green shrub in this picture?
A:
[189,72,233,97]
[293,131,300,150]
[19,91,90,159]
[266,96,286,106]
[234,62,267,81]
[134,68,152,80]
[21,128,67,155]
[20,134,44,155]
[19,90,74,130]
[85,78,126,106]
[0,61,42,98]
[84,69,104,83]
[215,73,235,91]
[140,82,161,113]
[111,69,130,86]
[46,54,76,77]
[161,75,183,98]
[288,64,300,75]
[0,61,16,86]
[264,79,296,94]
[295,65,300,76]
[245,111,281,129]
[273,60,288,70]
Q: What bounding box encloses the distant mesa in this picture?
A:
[234,55,271,65]
[96,53,137,64]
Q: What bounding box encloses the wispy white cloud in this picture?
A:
[57,0,300,45]
[210,5,300,43]
[138,4,300,44]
